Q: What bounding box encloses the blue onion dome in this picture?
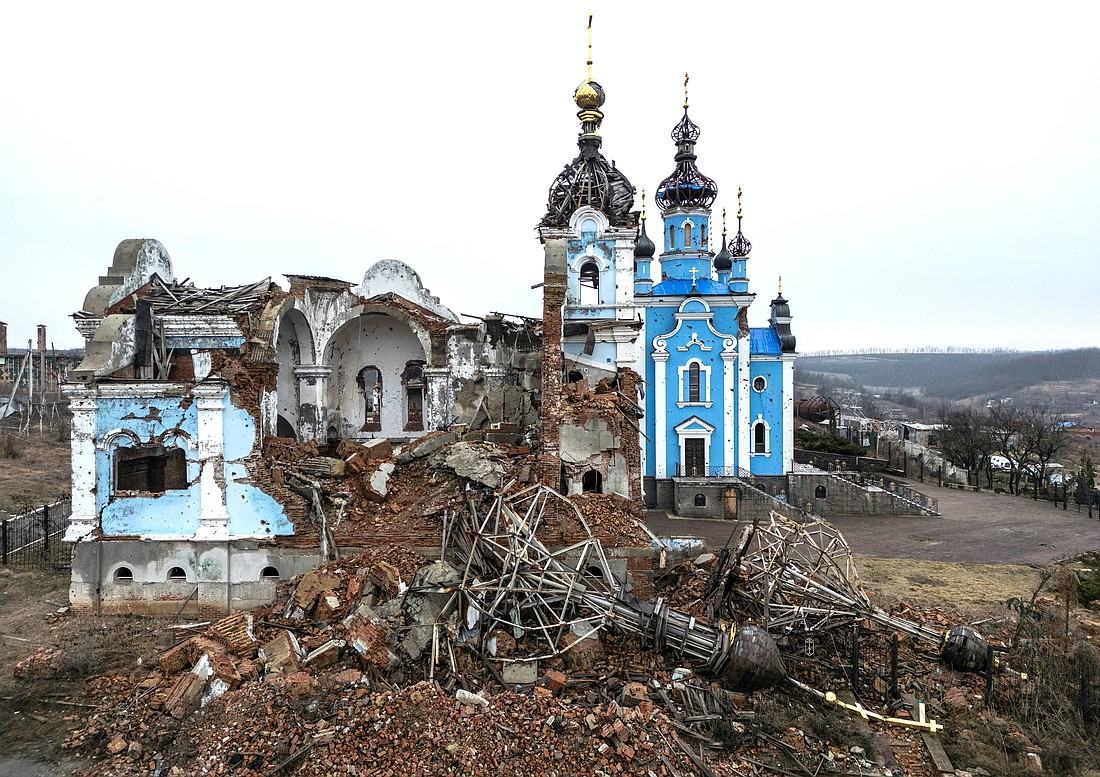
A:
[655,105,717,211]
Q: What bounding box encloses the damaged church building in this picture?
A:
[64,240,541,614]
[62,60,801,614]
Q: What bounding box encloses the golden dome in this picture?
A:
[574,79,606,110]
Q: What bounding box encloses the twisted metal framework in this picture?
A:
[543,153,636,228]
[730,228,752,258]
[450,484,785,690]
[707,512,942,644]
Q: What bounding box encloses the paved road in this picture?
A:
[647,482,1100,566]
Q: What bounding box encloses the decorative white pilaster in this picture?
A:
[422,366,450,434]
[293,365,331,442]
[193,384,229,541]
[782,357,795,473]
[653,350,669,478]
[737,337,752,472]
[63,388,98,542]
[721,343,737,471]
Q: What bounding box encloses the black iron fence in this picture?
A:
[1,497,72,570]
[795,449,889,473]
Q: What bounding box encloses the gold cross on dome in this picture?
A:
[689,266,700,288]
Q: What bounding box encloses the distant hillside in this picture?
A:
[796,349,1100,401]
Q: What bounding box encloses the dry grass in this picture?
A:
[0,419,71,516]
[856,557,1045,611]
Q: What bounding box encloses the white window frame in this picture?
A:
[751,415,771,456]
[752,375,767,393]
[677,358,712,408]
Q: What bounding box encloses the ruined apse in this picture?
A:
[65,241,540,614]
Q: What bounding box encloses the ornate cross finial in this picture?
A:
[683,72,690,109]
[586,14,594,82]
[689,266,700,289]
[778,275,783,296]
[722,207,728,238]
[737,186,743,222]
[641,189,647,221]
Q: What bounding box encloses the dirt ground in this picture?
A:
[0,419,72,517]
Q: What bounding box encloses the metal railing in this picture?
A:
[795,449,889,473]
[673,465,819,521]
[1,497,72,570]
[831,471,940,515]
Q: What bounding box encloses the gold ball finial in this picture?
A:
[573,14,605,111]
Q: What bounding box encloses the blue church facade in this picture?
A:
[538,51,796,514]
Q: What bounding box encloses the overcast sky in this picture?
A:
[1,2,1097,353]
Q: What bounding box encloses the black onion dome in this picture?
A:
[655,108,717,211]
[770,293,796,353]
[634,217,656,259]
[714,234,732,271]
[731,227,752,258]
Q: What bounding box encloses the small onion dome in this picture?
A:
[634,217,656,259]
[574,79,606,110]
[671,110,701,145]
[731,227,752,258]
[714,234,732,271]
[770,292,790,318]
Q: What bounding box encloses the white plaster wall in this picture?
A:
[357,260,458,322]
[324,314,427,438]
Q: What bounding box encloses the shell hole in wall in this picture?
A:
[114,566,134,584]
[167,566,187,581]
[260,566,281,580]
[567,370,583,384]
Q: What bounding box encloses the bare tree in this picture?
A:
[988,403,1024,494]
[1017,406,1070,500]
[936,405,994,487]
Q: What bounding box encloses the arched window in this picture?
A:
[579,262,600,306]
[403,361,425,432]
[701,223,708,247]
[815,485,828,499]
[582,470,603,493]
[357,366,382,432]
[694,493,707,507]
[753,422,768,454]
[669,224,675,249]
[114,566,134,584]
[688,363,701,403]
[260,566,281,580]
[115,445,187,493]
[167,566,187,581]
[684,221,693,248]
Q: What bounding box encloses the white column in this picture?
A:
[653,351,669,478]
[721,346,736,472]
[737,337,752,472]
[423,367,450,433]
[782,357,795,473]
[193,384,229,541]
[63,388,98,541]
[293,365,331,442]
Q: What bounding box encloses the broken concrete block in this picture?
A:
[107,734,128,754]
[501,660,538,685]
[292,570,342,613]
[396,431,456,463]
[362,438,393,459]
[543,669,567,695]
[559,632,603,672]
[299,456,346,478]
[164,672,206,719]
[343,604,399,671]
[260,630,303,676]
[368,561,402,598]
[207,612,258,659]
[619,681,649,707]
[304,639,346,670]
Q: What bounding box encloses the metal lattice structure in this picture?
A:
[708,512,942,644]
[448,484,785,690]
[655,108,717,211]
